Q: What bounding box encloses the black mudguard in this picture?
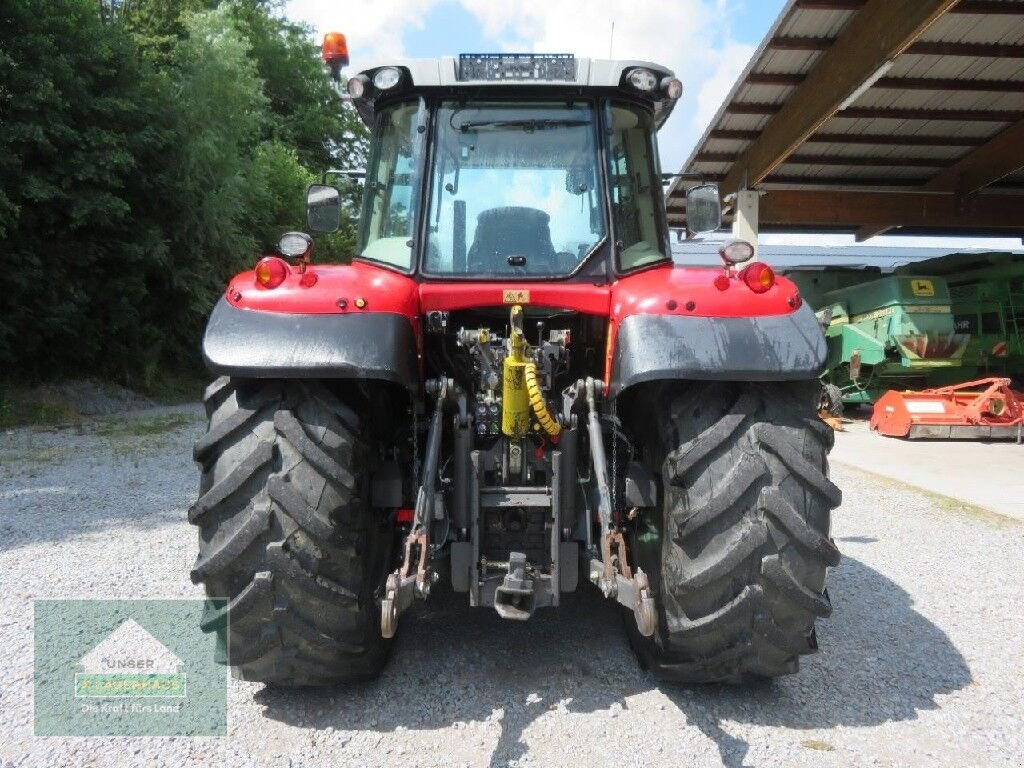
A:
[202,297,418,390]
[610,302,826,396]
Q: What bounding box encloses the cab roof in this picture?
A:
[348,54,678,130]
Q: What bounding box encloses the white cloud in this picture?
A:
[288,0,753,171]
[455,0,735,172]
[694,41,754,136]
[285,0,750,172]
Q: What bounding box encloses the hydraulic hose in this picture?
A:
[523,362,561,437]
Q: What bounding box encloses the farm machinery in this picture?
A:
[897,252,1024,387]
[866,252,1024,440]
[794,273,969,408]
[188,39,841,686]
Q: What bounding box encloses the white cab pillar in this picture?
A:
[731,189,760,260]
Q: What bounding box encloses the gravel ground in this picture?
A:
[1,408,1023,768]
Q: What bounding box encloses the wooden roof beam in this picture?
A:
[727,103,1023,122]
[708,129,988,147]
[855,224,897,241]
[696,151,947,168]
[795,1,1024,13]
[719,0,965,195]
[746,73,1024,93]
[755,188,1024,230]
[669,174,933,195]
[810,132,987,146]
[771,37,1024,58]
[922,116,1024,193]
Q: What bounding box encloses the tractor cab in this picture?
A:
[308,52,718,280]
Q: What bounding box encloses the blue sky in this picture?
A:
[285,0,1020,248]
[286,0,786,173]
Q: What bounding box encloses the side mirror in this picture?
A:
[685,183,722,235]
[307,184,342,233]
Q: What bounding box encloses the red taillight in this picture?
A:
[254,256,289,289]
[740,262,775,293]
[396,507,414,524]
[322,32,349,66]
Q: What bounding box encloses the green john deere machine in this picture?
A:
[895,252,1024,387]
[787,271,969,407]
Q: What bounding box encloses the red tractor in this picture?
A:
[190,42,841,686]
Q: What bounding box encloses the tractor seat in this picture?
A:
[468,206,556,273]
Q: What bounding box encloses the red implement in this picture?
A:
[870,377,1024,440]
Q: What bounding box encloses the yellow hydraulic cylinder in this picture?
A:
[502,305,531,438]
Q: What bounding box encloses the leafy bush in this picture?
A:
[0,0,367,388]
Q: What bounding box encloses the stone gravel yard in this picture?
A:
[1,407,1022,768]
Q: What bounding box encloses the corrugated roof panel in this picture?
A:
[793,142,966,162]
[703,138,754,154]
[689,161,732,176]
[673,1,1024,236]
[757,49,824,75]
[918,11,1024,44]
[917,12,985,44]
[717,113,772,132]
[777,163,934,180]
[779,8,854,40]
[852,89,1024,112]
[896,54,1024,82]
[822,115,1011,136]
[739,84,798,104]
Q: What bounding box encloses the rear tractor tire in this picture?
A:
[628,381,842,683]
[189,377,392,686]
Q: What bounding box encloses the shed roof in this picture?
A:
[668,0,1024,239]
[671,240,1024,271]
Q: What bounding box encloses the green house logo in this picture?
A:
[34,600,226,737]
[75,619,187,698]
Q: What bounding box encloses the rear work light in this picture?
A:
[255,256,289,289]
[347,75,369,99]
[661,77,683,100]
[740,262,775,293]
[719,240,754,266]
[373,67,402,91]
[626,67,658,92]
[278,232,312,259]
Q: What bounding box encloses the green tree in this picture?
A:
[0,0,175,380]
[229,0,339,169]
[0,0,370,386]
[243,140,315,251]
[151,4,270,369]
[123,0,217,66]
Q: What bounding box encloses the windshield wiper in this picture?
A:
[458,118,590,132]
